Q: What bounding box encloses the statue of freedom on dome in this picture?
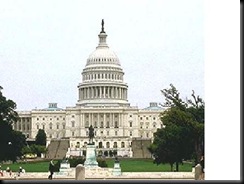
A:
[101,19,105,33]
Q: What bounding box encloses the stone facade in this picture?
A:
[13,21,164,158]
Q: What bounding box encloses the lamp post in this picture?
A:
[8,142,12,162]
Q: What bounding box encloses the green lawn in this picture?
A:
[105,158,192,172]
[1,158,192,172]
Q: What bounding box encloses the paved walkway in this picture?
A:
[0,169,194,180]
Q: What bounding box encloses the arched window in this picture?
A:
[113,142,117,148]
[106,142,110,148]
[76,142,80,148]
[121,142,125,148]
[99,142,103,148]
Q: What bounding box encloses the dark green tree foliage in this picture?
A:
[0,86,19,125]
[35,129,47,146]
[149,84,204,171]
[0,86,26,162]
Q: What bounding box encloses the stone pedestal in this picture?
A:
[59,162,71,172]
[113,162,121,176]
[84,144,98,168]
[75,164,85,180]
[194,164,202,180]
[56,161,72,176]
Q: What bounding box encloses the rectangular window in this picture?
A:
[114,121,118,128]
[63,124,65,129]
[57,125,59,129]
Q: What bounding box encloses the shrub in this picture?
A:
[68,157,85,167]
[97,158,108,167]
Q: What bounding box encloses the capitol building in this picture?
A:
[13,21,164,158]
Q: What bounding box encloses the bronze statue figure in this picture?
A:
[88,125,95,144]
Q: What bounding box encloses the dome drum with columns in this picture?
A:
[77,20,129,107]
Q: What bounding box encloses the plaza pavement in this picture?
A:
[0,167,194,180]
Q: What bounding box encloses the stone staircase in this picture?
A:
[46,139,70,159]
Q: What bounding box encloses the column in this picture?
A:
[87,88,90,99]
[103,86,106,98]
[98,113,100,128]
[91,113,93,126]
[108,86,111,98]
[103,113,106,128]
[112,87,114,99]
[112,113,114,127]
[100,87,102,98]
[95,87,97,98]
[119,88,121,99]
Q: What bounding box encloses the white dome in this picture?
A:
[86,47,121,66]
[77,20,129,107]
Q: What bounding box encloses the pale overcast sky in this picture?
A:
[0,0,204,110]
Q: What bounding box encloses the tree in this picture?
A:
[29,144,47,157]
[149,84,204,171]
[8,131,26,162]
[35,129,47,146]
[0,86,26,162]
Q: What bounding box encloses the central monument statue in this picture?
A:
[88,125,94,144]
[84,125,98,167]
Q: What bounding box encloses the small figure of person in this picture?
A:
[200,155,204,180]
[48,160,55,180]
[18,166,23,177]
[0,165,3,177]
[6,167,12,177]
